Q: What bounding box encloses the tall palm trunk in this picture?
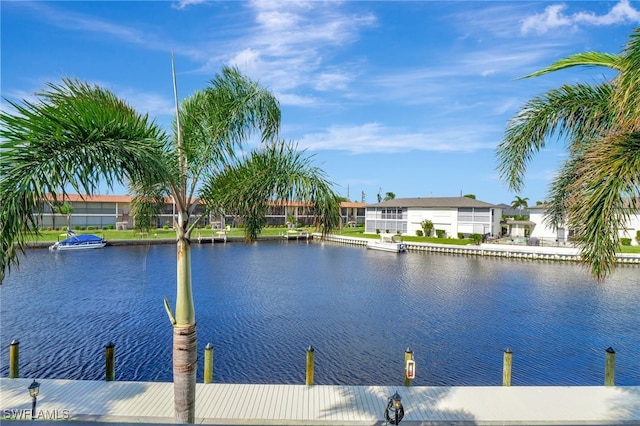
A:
[173,225,196,423]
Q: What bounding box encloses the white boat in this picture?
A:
[367,233,408,253]
[49,232,106,251]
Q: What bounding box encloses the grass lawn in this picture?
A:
[26,226,640,254]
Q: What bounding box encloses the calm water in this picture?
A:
[1,241,639,386]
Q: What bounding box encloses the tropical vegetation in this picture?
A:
[0,64,340,423]
[497,27,640,280]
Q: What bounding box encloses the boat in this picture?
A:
[367,233,408,253]
[49,232,106,251]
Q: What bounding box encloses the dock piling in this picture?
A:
[204,343,214,384]
[404,347,414,387]
[105,342,115,381]
[605,347,615,386]
[502,348,512,386]
[9,340,19,378]
[306,346,315,386]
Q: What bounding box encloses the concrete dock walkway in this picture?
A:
[1,378,639,424]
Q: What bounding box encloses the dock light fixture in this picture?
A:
[28,380,40,420]
[384,390,404,425]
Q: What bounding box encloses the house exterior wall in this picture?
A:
[529,205,640,246]
[365,207,408,234]
[366,204,502,238]
[35,195,366,231]
[621,213,640,245]
[406,208,456,237]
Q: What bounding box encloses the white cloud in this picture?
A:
[297,123,497,154]
[172,0,207,10]
[213,1,376,98]
[521,0,640,35]
[117,90,175,118]
[574,0,640,26]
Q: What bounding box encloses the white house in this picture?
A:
[529,203,640,246]
[365,197,503,238]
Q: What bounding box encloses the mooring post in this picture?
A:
[9,340,19,378]
[404,347,414,387]
[105,342,115,381]
[502,347,512,386]
[306,346,315,386]
[604,347,615,386]
[204,342,214,384]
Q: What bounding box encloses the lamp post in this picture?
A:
[28,380,40,420]
[384,391,404,425]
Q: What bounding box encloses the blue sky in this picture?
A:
[2,1,639,205]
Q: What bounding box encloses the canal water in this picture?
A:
[1,240,639,386]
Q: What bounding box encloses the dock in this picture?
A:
[2,378,639,424]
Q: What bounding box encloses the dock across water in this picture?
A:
[2,378,639,424]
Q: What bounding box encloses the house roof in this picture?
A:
[497,203,529,217]
[48,194,133,203]
[50,194,363,208]
[367,197,498,209]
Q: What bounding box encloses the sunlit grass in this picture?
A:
[27,225,640,253]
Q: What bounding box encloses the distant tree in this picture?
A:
[463,194,476,199]
[384,191,395,201]
[421,219,434,237]
[53,201,74,231]
[511,196,529,217]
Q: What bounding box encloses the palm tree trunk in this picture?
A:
[173,235,197,423]
[173,323,197,423]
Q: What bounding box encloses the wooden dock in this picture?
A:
[2,378,639,424]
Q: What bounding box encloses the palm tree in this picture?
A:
[497,28,640,280]
[53,201,74,231]
[200,141,341,241]
[1,79,168,284]
[1,65,340,423]
[510,196,529,218]
[383,191,396,201]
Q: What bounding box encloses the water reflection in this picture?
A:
[1,241,638,386]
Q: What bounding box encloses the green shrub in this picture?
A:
[436,229,445,238]
[163,224,170,229]
[87,226,95,230]
[469,233,482,245]
[457,232,464,239]
[107,224,114,230]
[416,230,423,237]
[621,238,632,246]
[376,229,380,234]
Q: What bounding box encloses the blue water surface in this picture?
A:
[1,240,638,386]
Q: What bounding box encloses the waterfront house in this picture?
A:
[529,202,640,246]
[36,194,366,230]
[365,197,503,238]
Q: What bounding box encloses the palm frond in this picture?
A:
[520,52,623,79]
[199,141,340,241]
[0,79,169,282]
[496,83,613,192]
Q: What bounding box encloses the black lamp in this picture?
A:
[28,380,40,420]
[384,390,404,425]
